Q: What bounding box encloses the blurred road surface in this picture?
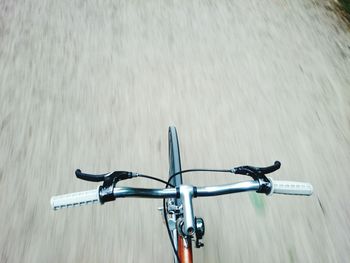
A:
[1,0,350,262]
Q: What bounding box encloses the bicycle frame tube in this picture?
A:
[178,236,193,263]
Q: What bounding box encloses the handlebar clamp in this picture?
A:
[256,178,273,195]
[99,185,115,204]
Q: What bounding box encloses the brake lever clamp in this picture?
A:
[256,178,273,195]
[240,174,273,195]
[99,171,135,204]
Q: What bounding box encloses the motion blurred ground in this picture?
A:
[1,0,350,262]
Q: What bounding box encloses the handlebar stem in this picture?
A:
[179,185,195,236]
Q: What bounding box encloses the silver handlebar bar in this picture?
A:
[112,180,260,199]
[51,179,313,236]
[51,180,262,211]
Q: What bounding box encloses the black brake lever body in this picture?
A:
[233,161,281,180]
[75,169,133,187]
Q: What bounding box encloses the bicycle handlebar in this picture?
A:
[50,179,313,210]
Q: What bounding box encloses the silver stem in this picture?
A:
[179,185,195,236]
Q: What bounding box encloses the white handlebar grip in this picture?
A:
[269,179,313,196]
[51,188,100,210]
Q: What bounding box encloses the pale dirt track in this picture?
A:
[1,0,350,262]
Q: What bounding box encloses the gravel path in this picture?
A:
[0,0,350,262]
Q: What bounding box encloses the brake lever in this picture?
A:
[233,161,281,181]
[75,169,138,204]
[75,169,134,187]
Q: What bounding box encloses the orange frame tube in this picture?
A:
[177,236,193,263]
